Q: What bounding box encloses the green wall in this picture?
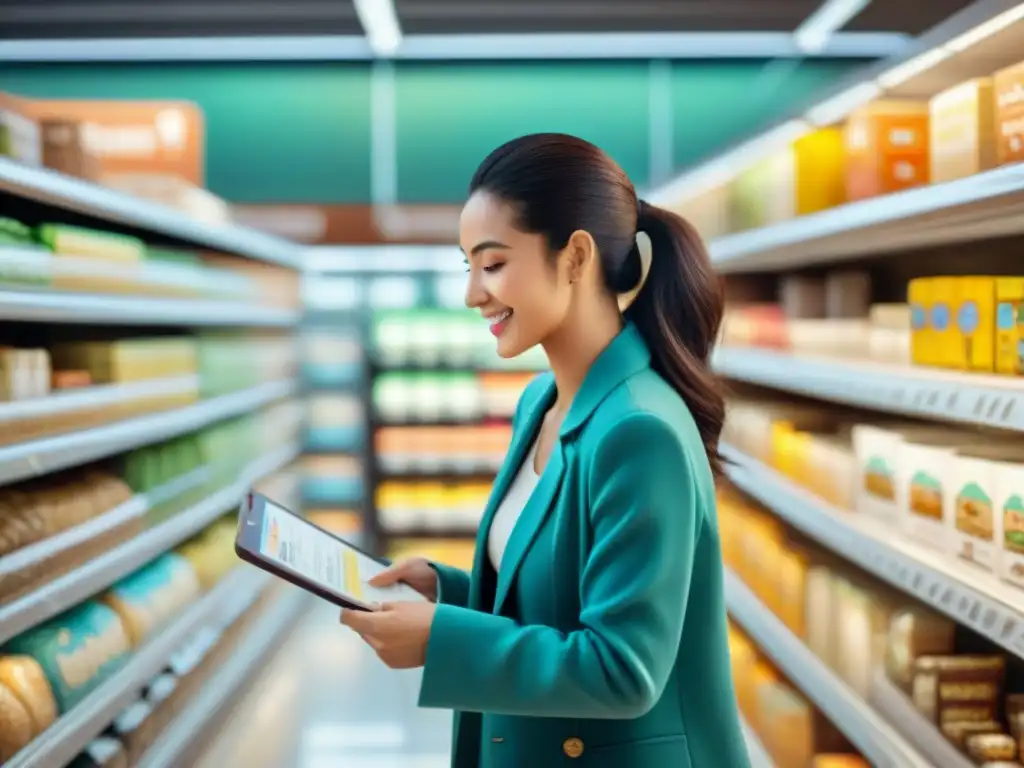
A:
[2,59,859,204]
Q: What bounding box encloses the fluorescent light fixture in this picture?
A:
[806,81,881,125]
[0,32,907,63]
[794,0,873,54]
[946,1,1024,51]
[353,0,402,56]
[876,47,952,88]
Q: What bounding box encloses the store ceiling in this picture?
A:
[0,0,976,41]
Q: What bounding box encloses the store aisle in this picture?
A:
[197,598,452,768]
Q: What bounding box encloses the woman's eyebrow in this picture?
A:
[469,239,511,256]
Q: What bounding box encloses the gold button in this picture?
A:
[563,737,584,758]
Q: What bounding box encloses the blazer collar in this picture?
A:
[559,321,650,437]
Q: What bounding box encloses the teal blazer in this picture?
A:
[418,323,750,768]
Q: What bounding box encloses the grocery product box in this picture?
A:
[794,127,847,215]
[901,435,966,550]
[951,446,1024,572]
[929,276,959,368]
[908,278,935,366]
[929,78,997,183]
[0,91,42,167]
[996,277,1024,375]
[869,304,912,364]
[997,463,1024,589]
[845,100,930,201]
[952,276,997,372]
[994,59,1024,167]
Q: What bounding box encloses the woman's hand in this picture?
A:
[341,601,437,669]
[369,557,438,602]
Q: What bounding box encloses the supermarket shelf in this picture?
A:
[724,570,931,768]
[0,442,299,644]
[723,444,1024,661]
[0,157,302,268]
[3,568,271,768]
[136,585,311,768]
[713,347,1024,433]
[709,164,1024,273]
[740,718,775,768]
[0,375,198,424]
[870,669,974,768]
[0,288,299,326]
[0,377,297,486]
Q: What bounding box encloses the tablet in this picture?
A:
[235,491,425,611]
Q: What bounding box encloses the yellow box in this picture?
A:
[952,276,996,371]
[794,127,847,215]
[996,277,1024,375]
[929,276,958,368]
[908,278,934,366]
[929,78,998,183]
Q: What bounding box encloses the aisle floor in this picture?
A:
[198,597,453,768]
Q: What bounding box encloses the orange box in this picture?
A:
[845,100,930,201]
[994,60,1024,167]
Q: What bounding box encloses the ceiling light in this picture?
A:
[794,0,873,54]
[353,0,402,57]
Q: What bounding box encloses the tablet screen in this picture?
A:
[257,497,424,608]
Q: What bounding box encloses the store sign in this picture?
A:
[24,99,205,185]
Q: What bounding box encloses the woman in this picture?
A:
[342,133,750,768]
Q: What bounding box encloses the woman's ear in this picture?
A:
[563,230,597,285]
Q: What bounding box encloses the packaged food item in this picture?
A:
[0,681,35,762]
[952,447,1024,571]
[911,655,1004,726]
[909,277,935,366]
[994,60,1024,167]
[41,120,101,181]
[930,78,998,182]
[845,100,930,201]
[794,127,847,215]
[930,277,959,368]
[996,277,1024,375]
[0,656,58,735]
[996,463,1024,589]
[884,607,957,690]
[943,720,1004,749]
[6,601,131,712]
[901,434,967,551]
[967,733,1018,763]
[953,276,997,372]
[0,92,42,167]
[102,553,201,646]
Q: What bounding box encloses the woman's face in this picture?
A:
[460,191,572,358]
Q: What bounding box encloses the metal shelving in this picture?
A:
[0,289,299,326]
[0,442,299,644]
[714,347,1024,433]
[0,157,302,268]
[723,444,1024,660]
[724,570,932,768]
[709,164,1024,272]
[136,585,311,768]
[0,378,297,486]
[740,719,775,768]
[3,568,271,768]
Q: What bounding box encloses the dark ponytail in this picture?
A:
[469,133,726,477]
[627,201,726,477]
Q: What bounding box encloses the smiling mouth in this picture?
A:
[487,309,512,336]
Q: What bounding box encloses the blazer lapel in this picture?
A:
[492,439,565,614]
[469,379,552,609]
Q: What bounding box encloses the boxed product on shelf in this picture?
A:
[997,277,1024,375]
[845,100,930,202]
[951,445,1024,572]
[40,119,101,183]
[994,59,1024,167]
[375,424,512,474]
[307,393,364,452]
[0,92,42,167]
[929,78,998,183]
[376,479,490,534]
[868,303,912,364]
[301,454,364,507]
[794,127,847,216]
[997,463,1024,589]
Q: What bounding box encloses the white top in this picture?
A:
[487,439,541,571]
